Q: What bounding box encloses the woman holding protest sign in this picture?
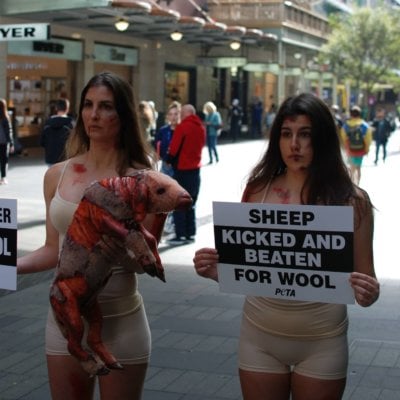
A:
[193,93,379,400]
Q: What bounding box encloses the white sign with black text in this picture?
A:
[0,23,50,41]
[213,202,354,304]
[0,199,17,290]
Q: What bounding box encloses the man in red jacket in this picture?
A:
[165,104,206,244]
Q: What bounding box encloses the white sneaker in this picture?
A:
[0,178,7,185]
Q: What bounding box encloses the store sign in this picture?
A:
[0,23,50,41]
[94,43,138,66]
[244,63,280,74]
[196,57,247,68]
[33,41,64,54]
[8,38,82,61]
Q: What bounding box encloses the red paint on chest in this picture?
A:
[73,163,87,173]
[273,187,290,204]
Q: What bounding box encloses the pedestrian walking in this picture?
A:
[165,104,206,244]
[138,100,156,144]
[250,96,263,138]
[154,101,181,177]
[228,99,243,142]
[265,103,277,137]
[0,98,14,184]
[154,100,181,235]
[203,101,222,164]
[371,107,395,165]
[340,105,372,185]
[40,98,74,166]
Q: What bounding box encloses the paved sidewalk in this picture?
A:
[1,135,400,399]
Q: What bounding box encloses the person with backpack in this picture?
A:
[340,105,372,185]
[40,98,74,166]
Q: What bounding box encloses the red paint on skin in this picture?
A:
[73,163,87,173]
[273,187,290,204]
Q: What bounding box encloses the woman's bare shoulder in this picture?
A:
[44,162,65,184]
[44,158,83,190]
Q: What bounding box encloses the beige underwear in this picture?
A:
[46,303,151,365]
[238,315,348,380]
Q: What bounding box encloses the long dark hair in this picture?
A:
[66,71,154,175]
[247,93,358,206]
[0,99,10,122]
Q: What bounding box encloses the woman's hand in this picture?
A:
[349,271,379,307]
[193,247,219,282]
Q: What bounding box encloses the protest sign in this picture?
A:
[0,199,17,290]
[213,201,354,304]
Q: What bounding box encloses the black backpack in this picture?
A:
[345,124,365,150]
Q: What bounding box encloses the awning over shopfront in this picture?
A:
[0,0,277,49]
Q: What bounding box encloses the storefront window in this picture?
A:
[164,70,189,110]
[8,75,67,137]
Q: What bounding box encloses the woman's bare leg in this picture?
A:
[99,363,148,400]
[239,368,291,400]
[47,355,96,400]
[291,372,346,400]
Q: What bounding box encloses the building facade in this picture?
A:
[0,0,337,144]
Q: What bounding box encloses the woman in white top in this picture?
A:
[193,93,379,400]
[17,72,160,400]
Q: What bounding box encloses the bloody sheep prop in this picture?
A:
[49,170,192,376]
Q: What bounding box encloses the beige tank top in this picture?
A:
[242,182,348,339]
[49,161,143,318]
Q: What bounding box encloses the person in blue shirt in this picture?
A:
[154,101,181,235]
[154,101,181,177]
[203,101,222,164]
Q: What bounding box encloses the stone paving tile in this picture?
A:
[144,368,185,391]
[145,302,172,315]
[16,384,51,400]
[177,305,212,319]
[172,334,205,351]
[150,328,170,341]
[378,390,400,400]
[214,354,239,375]
[373,348,400,367]
[192,335,226,352]
[143,391,183,400]
[181,395,229,400]
[150,347,231,372]
[165,370,209,394]
[150,316,241,337]
[214,375,242,399]
[157,304,194,318]
[7,352,46,375]
[0,374,48,400]
[7,334,45,354]
[154,332,188,348]
[349,341,380,364]
[346,363,368,388]
[217,308,243,322]
[346,387,381,400]
[189,373,234,397]
[213,338,239,355]
[0,352,34,370]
